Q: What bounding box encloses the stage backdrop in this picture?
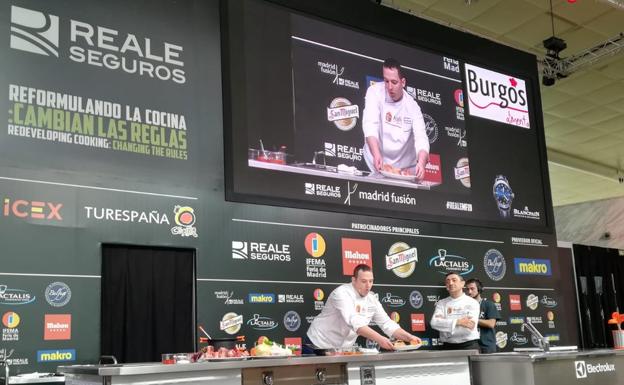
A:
[0,0,576,374]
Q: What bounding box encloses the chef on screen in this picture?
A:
[303,264,420,354]
[362,58,429,180]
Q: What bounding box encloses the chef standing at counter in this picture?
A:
[305,264,420,354]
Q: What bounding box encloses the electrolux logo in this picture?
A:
[514,258,552,276]
[3,198,63,221]
[574,360,616,379]
[248,293,275,304]
[37,349,75,362]
[9,5,186,84]
[44,282,71,307]
[464,63,529,128]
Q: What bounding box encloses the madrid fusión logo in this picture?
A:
[10,6,59,57]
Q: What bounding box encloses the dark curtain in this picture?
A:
[101,244,195,363]
[573,244,624,349]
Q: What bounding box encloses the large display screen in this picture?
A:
[223,0,552,231]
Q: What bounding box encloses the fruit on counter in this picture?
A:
[251,336,293,357]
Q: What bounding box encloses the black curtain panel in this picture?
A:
[573,244,624,349]
[101,244,196,363]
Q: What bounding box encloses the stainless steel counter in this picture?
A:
[471,349,624,385]
[60,350,476,385]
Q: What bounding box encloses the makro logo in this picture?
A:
[3,198,63,221]
[465,64,529,129]
[380,293,406,308]
[304,233,326,258]
[0,285,35,305]
[44,282,71,307]
[37,349,75,362]
[574,360,616,379]
[324,142,363,162]
[248,293,276,304]
[10,6,186,84]
[483,249,506,281]
[514,258,552,276]
[428,249,474,276]
[231,241,291,262]
[246,314,278,331]
[171,206,198,238]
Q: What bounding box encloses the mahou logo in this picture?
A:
[465,64,529,129]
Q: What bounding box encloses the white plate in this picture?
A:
[393,344,422,351]
[358,348,380,354]
[379,170,416,181]
[251,354,293,359]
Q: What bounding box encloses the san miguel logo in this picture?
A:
[465,64,529,129]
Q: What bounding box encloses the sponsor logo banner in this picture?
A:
[465,63,529,128]
[305,233,327,278]
[220,313,243,335]
[246,314,278,331]
[3,198,63,221]
[496,331,508,349]
[284,337,302,356]
[214,290,244,305]
[278,294,304,304]
[541,295,558,308]
[45,282,71,307]
[509,332,528,345]
[526,294,539,310]
[283,311,301,332]
[411,313,425,332]
[37,349,75,362]
[44,314,71,340]
[574,360,616,379]
[409,290,423,309]
[232,241,291,262]
[428,249,474,276]
[380,293,406,308]
[2,312,20,341]
[514,258,552,276]
[509,295,521,311]
[483,249,506,281]
[422,154,442,184]
[0,285,35,305]
[248,293,275,304]
[385,242,418,278]
[304,182,342,198]
[341,238,372,275]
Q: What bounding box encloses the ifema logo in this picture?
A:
[10,6,59,57]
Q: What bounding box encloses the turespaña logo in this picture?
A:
[3,198,63,221]
[10,6,186,84]
[246,314,278,331]
[45,282,71,307]
[10,6,59,57]
[171,206,197,238]
[409,290,423,309]
[514,258,552,276]
[428,249,474,276]
[2,312,20,328]
[465,64,529,129]
[0,285,35,305]
[220,312,243,335]
[37,349,75,362]
[231,241,291,262]
[304,233,326,258]
[380,293,406,308]
[483,249,506,281]
[385,242,418,278]
[248,293,276,304]
[283,311,301,332]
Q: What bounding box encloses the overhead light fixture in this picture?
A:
[541,0,567,86]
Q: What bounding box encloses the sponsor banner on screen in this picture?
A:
[385,242,418,278]
[483,249,506,281]
[0,348,28,365]
[428,249,474,276]
[232,241,291,262]
[2,312,20,341]
[246,314,278,331]
[514,258,552,276]
[411,313,425,332]
[305,233,327,278]
[509,295,521,311]
[44,282,71,307]
[3,198,63,221]
[465,64,529,129]
[0,285,35,305]
[37,349,75,362]
[44,314,71,340]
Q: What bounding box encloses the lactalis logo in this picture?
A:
[465,64,529,129]
[10,6,59,57]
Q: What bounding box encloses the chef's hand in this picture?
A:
[373,153,383,171]
[456,316,476,330]
[414,162,426,180]
[377,337,395,351]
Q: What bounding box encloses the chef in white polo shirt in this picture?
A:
[304,264,419,354]
[362,58,429,180]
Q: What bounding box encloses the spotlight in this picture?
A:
[543,36,567,58]
[542,76,556,86]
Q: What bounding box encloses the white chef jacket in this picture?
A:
[362,82,430,171]
[307,283,400,349]
[430,293,480,344]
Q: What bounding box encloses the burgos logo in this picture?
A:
[10,6,59,57]
[37,349,75,362]
[248,293,276,304]
[231,241,291,262]
[171,206,198,238]
[514,258,552,276]
[465,64,529,129]
[9,6,185,84]
[3,198,63,221]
